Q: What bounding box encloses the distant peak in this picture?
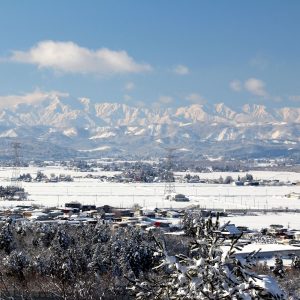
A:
[79,97,90,112]
[242,104,251,113]
[79,97,90,105]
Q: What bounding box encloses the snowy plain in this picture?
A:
[1,167,300,229]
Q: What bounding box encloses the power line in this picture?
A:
[163,147,177,196]
[11,142,22,188]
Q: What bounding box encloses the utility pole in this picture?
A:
[163,147,177,196]
[11,142,22,188]
[10,141,28,200]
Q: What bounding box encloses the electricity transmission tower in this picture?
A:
[11,142,22,188]
[163,147,177,196]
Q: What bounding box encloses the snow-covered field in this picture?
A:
[0,166,299,229]
[175,171,300,182]
[2,180,300,211]
[0,167,300,211]
[221,213,300,230]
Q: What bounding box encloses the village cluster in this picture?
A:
[1,201,300,269]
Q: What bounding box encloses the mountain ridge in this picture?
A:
[0,96,299,159]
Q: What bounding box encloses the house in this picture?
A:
[293,231,300,240]
[166,193,190,202]
[167,210,180,218]
[233,181,244,186]
[112,208,133,217]
[61,207,79,218]
[103,213,115,220]
[237,226,251,233]
[142,210,156,218]
[154,221,171,229]
[65,202,82,210]
[221,224,241,238]
[82,205,96,212]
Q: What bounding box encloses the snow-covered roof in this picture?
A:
[237,243,300,254]
[222,243,300,258]
[222,224,241,235]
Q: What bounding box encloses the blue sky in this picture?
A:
[0,0,300,109]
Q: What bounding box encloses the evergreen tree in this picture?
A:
[127,214,285,299]
[292,256,300,269]
[273,256,285,278]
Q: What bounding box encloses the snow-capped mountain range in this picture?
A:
[0,96,299,159]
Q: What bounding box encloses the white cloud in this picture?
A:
[185,93,206,104]
[10,40,152,75]
[124,82,135,91]
[244,78,267,97]
[173,64,189,75]
[158,95,173,105]
[229,80,242,92]
[230,77,268,97]
[0,89,69,109]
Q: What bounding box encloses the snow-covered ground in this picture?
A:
[0,167,300,210]
[1,180,299,211]
[221,213,300,230]
[175,170,300,182]
[1,167,300,229]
